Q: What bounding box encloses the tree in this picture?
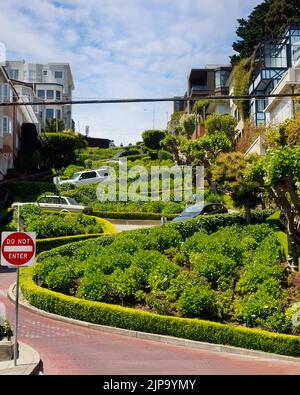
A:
[212,152,262,223]
[231,0,300,64]
[40,132,87,169]
[231,0,271,64]
[205,114,237,142]
[142,129,166,150]
[16,123,41,172]
[44,118,65,133]
[247,146,300,268]
[179,114,198,138]
[168,111,184,134]
[265,0,300,38]
[160,132,181,163]
[186,132,232,190]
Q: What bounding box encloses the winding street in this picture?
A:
[1,268,300,375]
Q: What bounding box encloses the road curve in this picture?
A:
[1,269,300,375]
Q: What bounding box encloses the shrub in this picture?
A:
[190,252,238,289]
[234,285,288,333]
[0,319,13,340]
[157,150,173,161]
[20,268,300,356]
[147,257,180,292]
[45,265,76,295]
[177,285,216,317]
[5,181,55,202]
[9,206,104,238]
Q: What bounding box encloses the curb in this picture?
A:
[0,342,41,375]
[8,283,300,365]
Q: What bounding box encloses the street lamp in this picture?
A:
[144,108,155,129]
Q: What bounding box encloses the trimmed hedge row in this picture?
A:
[20,267,300,356]
[36,233,105,254]
[93,211,176,220]
[36,217,116,253]
[169,209,275,239]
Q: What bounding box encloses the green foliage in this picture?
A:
[9,205,104,238]
[20,267,300,356]
[212,152,262,218]
[177,285,216,317]
[6,181,56,202]
[44,118,65,133]
[41,132,87,169]
[179,114,198,138]
[0,320,13,340]
[205,114,237,141]
[157,150,173,161]
[232,58,252,119]
[168,111,185,133]
[231,0,300,64]
[190,252,237,289]
[142,130,166,150]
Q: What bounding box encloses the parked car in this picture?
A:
[113,150,140,159]
[172,203,228,222]
[59,168,110,186]
[12,195,91,214]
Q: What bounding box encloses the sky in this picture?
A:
[0,0,262,145]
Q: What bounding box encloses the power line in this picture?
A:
[0,92,300,107]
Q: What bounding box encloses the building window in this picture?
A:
[43,70,48,76]
[54,71,63,79]
[1,84,13,102]
[56,90,61,100]
[57,109,61,119]
[37,90,45,99]
[46,109,54,119]
[29,70,36,81]
[215,70,230,89]
[47,90,54,100]
[2,117,12,133]
[8,69,19,80]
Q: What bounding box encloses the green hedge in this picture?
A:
[34,216,116,253]
[36,233,105,254]
[93,211,176,220]
[169,209,275,239]
[20,267,300,356]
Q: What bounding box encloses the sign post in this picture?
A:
[1,211,36,366]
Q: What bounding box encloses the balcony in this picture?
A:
[191,85,208,93]
[264,68,300,112]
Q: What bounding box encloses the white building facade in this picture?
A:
[5,61,74,130]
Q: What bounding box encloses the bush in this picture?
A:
[157,150,173,160]
[20,267,300,356]
[5,181,56,202]
[190,252,237,289]
[177,285,216,317]
[0,320,13,340]
[9,206,104,238]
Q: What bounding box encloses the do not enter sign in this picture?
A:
[1,232,36,267]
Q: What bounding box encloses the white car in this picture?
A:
[59,168,110,186]
[12,195,91,214]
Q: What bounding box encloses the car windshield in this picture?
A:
[71,172,81,180]
[67,197,78,205]
[181,205,204,214]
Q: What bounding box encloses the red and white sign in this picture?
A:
[1,232,36,267]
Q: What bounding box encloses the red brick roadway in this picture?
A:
[1,269,300,375]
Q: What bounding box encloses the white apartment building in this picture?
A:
[0,66,39,178]
[5,61,74,130]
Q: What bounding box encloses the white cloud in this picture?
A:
[0,0,261,144]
